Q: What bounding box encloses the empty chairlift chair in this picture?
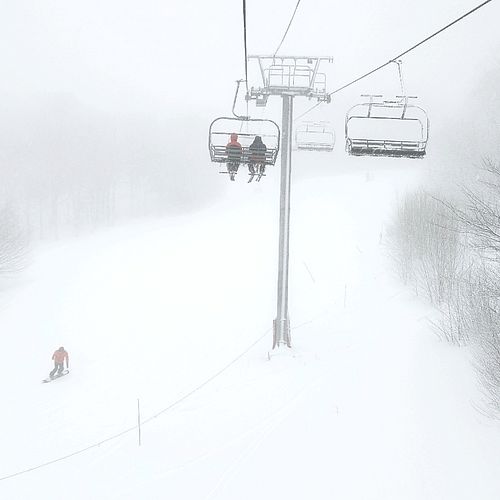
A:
[345,95,429,158]
[208,117,280,181]
[295,121,335,152]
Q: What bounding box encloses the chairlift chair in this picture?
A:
[208,77,281,181]
[295,121,335,152]
[345,95,429,159]
[208,116,280,167]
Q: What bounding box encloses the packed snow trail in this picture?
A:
[0,151,499,499]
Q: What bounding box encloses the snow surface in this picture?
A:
[1,150,500,499]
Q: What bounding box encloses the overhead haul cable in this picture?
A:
[243,0,250,93]
[295,0,495,121]
[274,0,303,56]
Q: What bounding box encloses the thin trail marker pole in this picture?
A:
[137,399,142,447]
[303,261,315,283]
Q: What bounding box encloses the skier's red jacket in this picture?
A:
[226,133,241,149]
[52,349,69,366]
[226,133,242,162]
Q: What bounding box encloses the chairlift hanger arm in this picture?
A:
[392,60,405,95]
[232,79,250,120]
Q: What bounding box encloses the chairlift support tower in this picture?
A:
[247,55,332,349]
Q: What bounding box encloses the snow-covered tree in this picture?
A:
[0,205,29,275]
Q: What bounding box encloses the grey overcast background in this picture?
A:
[0,0,499,230]
[1,2,500,498]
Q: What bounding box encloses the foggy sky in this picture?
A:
[0,0,499,220]
[1,0,498,116]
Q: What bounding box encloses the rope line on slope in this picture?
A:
[0,297,334,484]
[0,292,337,484]
[0,329,271,482]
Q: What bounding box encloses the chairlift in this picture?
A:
[295,121,335,152]
[209,117,280,166]
[344,61,429,158]
[345,95,429,158]
[208,80,280,181]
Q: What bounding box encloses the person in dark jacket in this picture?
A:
[248,136,267,181]
[225,133,242,181]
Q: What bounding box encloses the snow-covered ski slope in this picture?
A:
[1,151,500,500]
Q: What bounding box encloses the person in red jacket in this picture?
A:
[225,133,242,181]
[49,347,69,379]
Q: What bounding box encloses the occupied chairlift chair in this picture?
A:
[208,81,280,182]
[295,121,335,152]
[344,61,430,158]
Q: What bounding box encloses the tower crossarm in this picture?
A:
[247,55,333,101]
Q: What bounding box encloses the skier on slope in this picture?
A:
[49,347,69,379]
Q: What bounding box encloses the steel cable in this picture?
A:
[274,0,302,56]
[295,0,495,121]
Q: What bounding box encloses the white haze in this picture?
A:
[1,0,500,498]
[0,2,498,212]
